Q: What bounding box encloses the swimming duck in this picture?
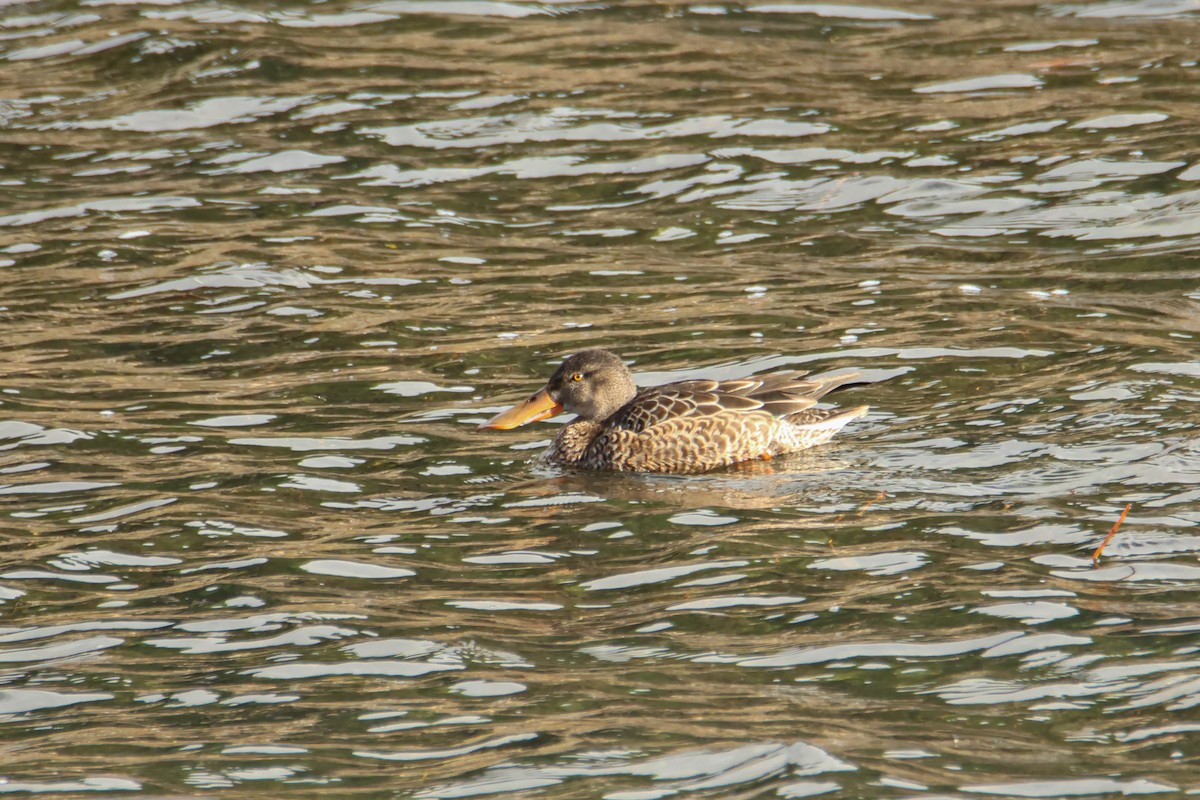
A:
[479,349,868,474]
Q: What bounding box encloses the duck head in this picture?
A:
[479,349,637,429]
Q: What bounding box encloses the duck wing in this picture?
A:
[605,371,864,432]
[741,371,863,421]
[602,379,759,433]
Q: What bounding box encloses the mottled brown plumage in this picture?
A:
[480,349,868,474]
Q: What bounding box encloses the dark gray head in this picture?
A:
[545,349,637,421]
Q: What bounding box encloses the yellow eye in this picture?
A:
[571,372,584,382]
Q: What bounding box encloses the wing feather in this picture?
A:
[605,370,859,432]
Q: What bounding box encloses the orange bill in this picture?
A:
[479,387,563,430]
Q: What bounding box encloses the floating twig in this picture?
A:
[827,491,887,549]
[1091,503,1132,566]
[859,490,888,515]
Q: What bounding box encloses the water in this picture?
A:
[3,0,1199,797]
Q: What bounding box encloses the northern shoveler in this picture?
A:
[479,349,868,474]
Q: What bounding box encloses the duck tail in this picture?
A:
[809,370,867,399]
[781,403,869,450]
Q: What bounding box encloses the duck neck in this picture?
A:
[545,419,603,466]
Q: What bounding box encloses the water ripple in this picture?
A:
[3,0,1198,795]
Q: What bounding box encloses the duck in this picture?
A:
[479,349,868,474]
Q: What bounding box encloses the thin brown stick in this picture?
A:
[1091,503,1132,566]
[858,491,888,515]
[827,491,888,549]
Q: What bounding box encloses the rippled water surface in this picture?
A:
[3,0,1200,797]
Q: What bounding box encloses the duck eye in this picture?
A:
[571,372,584,382]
